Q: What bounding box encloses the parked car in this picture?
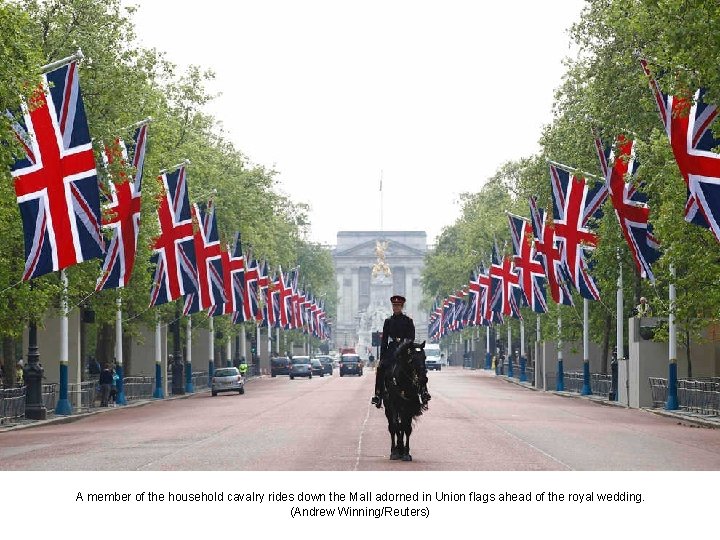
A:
[339,354,363,376]
[211,367,245,396]
[289,356,312,379]
[317,355,334,375]
[425,357,442,371]
[271,357,291,377]
[310,358,325,377]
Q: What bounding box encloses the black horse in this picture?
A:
[381,340,429,461]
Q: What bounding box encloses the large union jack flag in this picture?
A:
[183,201,226,315]
[549,164,601,301]
[96,123,148,291]
[149,165,197,306]
[216,232,245,319]
[10,60,104,280]
[530,196,574,306]
[641,59,720,241]
[508,212,548,313]
[593,134,661,281]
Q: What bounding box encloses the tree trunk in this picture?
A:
[95,323,114,367]
[2,337,16,387]
[601,314,611,374]
[123,331,132,375]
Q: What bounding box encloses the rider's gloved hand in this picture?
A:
[371,394,382,408]
[421,389,431,403]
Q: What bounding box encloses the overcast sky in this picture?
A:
[129,0,585,246]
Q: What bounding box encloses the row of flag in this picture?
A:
[429,59,719,340]
[7,55,330,340]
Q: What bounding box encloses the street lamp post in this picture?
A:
[171,304,184,395]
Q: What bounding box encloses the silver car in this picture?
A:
[289,356,312,379]
[211,367,245,396]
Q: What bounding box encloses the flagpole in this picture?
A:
[556,313,564,391]
[485,325,491,369]
[507,322,514,378]
[159,159,191,175]
[546,159,603,181]
[226,335,232,368]
[55,270,73,415]
[536,316,542,390]
[153,314,164,398]
[185,318,194,393]
[666,264,679,410]
[379,170,384,232]
[41,49,84,73]
[519,318,527,382]
[114,296,127,405]
[581,298,592,395]
[614,248,623,402]
[208,316,215,382]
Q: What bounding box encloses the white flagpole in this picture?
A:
[581,298,592,395]
[208,316,215,378]
[115,296,127,405]
[41,49,84,73]
[55,270,72,415]
[186,318,194,392]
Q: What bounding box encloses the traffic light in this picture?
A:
[371,331,381,347]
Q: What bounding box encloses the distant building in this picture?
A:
[332,231,427,353]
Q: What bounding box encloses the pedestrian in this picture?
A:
[99,364,113,407]
[634,296,652,317]
[88,356,101,376]
[15,361,24,387]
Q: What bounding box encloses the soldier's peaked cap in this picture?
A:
[390,295,406,304]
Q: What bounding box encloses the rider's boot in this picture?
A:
[371,365,383,408]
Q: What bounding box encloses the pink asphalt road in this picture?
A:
[1,368,720,470]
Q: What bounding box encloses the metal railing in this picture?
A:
[123,377,155,401]
[649,377,720,415]
[543,372,612,396]
[0,386,26,423]
[191,371,209,389]
[68,381,98,411]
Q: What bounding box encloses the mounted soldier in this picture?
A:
[371,295,430,408]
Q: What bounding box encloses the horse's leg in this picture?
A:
[386,407,399,460]
[401,415,413,461]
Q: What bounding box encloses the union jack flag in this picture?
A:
[467,270,482,326]
[593,134,660,281]
[530,196,574,306]
[241,253,260,322]
[149,165,197,306]
[10,60,104,280]
[96,123,148,291]
[508,212,548,313]
[183,201,226,315]
[275,266,294,329]
[549,164,601,301]
[641,59,720,241]
[215,232,245,318]
[489,240,520,317]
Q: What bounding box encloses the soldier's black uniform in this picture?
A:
[372,311,429,405]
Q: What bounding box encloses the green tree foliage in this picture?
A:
[0,0,334,362]
[422,0,720,372]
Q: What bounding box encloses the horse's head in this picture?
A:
[395,339,426,369]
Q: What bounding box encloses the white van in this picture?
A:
[424,343,443,370]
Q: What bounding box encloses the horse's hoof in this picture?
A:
[390,452,401,460]
[402,454,412,462]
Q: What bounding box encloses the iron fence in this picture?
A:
[0,386,26,423]
[191,371,209,389]
[648,377,720,415]
[123,377,155,401]
[42,383,57,411]
[68,381,98,411]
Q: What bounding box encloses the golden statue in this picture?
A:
[372,240,392,278]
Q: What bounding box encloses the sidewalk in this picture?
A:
[496,373,720,429]
[0,376,261,434]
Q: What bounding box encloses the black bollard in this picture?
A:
[609,359,619,401]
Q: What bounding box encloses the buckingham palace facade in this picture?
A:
[332,231,428,353]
